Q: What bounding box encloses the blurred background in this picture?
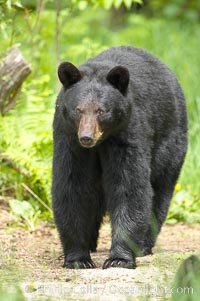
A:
[0,0,200,228]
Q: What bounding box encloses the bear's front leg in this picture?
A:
[53,209,97,269]
[52,136,101,269]
[101,143,153,269]
[102,200,151,269]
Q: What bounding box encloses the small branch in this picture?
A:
[22,183,52,213]
[54,0,61,66]
[9,11,17,47]
[24,0,46,63]
[0,186,14,193]
[0,151,31,177]
[54,0,61,92]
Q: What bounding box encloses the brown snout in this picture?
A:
[78,114,103,148]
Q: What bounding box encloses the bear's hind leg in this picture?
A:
[142,166,184,256]
[142,128,187,256]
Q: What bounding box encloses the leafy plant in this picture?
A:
[172,255,200,301]
[0,0,24,41]
[9,199,41,231]
[167,188,200,224]
[0,284,25,301]
[71,0,143,10]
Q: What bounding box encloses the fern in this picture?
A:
[0,74,55,206]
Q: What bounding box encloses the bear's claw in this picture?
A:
[102,258,136,269]
[64,259,96,269]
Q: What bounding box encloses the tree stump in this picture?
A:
[0,47,32,115]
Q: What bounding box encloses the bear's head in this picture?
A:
[57,62,131,148]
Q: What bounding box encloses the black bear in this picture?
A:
[52,46,188,269]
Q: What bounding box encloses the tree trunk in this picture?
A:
[0,47,32,115]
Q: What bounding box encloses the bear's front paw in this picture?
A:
[102,258,136,269]
[64,259,96,269]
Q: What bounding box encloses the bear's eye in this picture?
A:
[97,109,104,116]
[76,107,83,114]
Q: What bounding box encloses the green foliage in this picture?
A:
[0,283,53,301]
[97,0,143,9]
[0,284,25,301]
[0,74,54,207]
[9,199,41,231]
[172,255,200,301]
[21,0,142,11]
[167,189,200,224]
[0,0,23,37]
[144,0,200,22]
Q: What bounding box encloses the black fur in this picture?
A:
[52,46,188,269]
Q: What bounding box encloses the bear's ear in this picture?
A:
[58,62,82,88]
[106,66,129,95]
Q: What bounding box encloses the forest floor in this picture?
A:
[0,199,199,301]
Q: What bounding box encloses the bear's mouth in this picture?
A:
[78,134,103,148]
[79,140,97,148]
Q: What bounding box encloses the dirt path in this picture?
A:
[0,204,199,301]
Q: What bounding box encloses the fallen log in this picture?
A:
[0,46,32,115]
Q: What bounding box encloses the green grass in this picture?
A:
[0,8,200,220]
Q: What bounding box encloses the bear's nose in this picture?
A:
[79,134,94,147]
